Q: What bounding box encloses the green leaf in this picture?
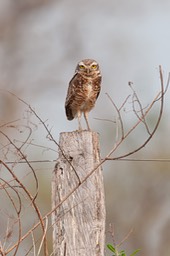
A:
[130,249,141,256]
[120,250,126,256]
[107,244,116,253]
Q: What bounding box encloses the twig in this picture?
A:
[5,91,81,185]
[105,65,167,160]
[129,81,151,135]
[0,160,48,255]
[106,92,125,139]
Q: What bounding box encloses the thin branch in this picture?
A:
[117,228,133,248]
[13,139,57,153]
[0,160,48,255]
[3,157,170,165]
[93,117,116,123]
[0,130,39,201]
[118,94,131,112]
[1,180,22,256]
[5,91,81,185]
[129,81,151,135]
[108,223,116,248]
[105,65,167,160]
[106,92,125,139]
[0,119,20,128]
[105,158,170,162]
[37,217,48,256]
[3,159,57,164]
[31,231,36,256]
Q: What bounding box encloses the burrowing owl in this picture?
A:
[65,59,102,130]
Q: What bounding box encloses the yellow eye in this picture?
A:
[79,65,85,69]
[91,64,97,69]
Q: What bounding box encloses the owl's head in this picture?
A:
[75,59,100,77]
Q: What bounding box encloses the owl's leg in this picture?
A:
[77,110,82,130]
[84,111,90,131]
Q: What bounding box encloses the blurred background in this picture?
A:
[0,0,170,255]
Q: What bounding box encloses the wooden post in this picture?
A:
[52,131,105,256]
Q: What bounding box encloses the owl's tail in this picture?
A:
[65,105,74,120]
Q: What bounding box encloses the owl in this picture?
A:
[65,59,102,130]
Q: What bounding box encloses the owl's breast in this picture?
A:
[71,75,101,113]
[85,82,93,98]
[78,82,96,111]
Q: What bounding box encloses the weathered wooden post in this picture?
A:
[52,131,105,256]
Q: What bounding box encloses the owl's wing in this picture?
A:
[95,76,102,100]
[65,73,77,120]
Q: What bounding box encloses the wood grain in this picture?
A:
[52,131,105,256]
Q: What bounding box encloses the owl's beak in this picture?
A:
[87,69,90,74]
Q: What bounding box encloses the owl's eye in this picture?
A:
[91,64,97,69]
[79,65,85,69]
